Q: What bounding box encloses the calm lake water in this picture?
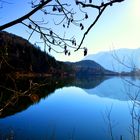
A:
[0,76,140,140]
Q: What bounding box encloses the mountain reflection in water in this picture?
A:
[0,76,106,118]
[0,76,140,140]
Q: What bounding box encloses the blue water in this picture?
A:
[0,77,140,140]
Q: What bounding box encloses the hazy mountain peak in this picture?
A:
[84,48,140,72]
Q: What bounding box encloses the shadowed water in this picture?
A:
[0,76,140,140]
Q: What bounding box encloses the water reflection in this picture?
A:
[0,76,140,140]
[84,76,140,101]
[0,76,107,118]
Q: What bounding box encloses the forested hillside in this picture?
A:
[0,31,73,76]
[0,31,117,77]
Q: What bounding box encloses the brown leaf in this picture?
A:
[89,0,92,3]
[84,48,87,56]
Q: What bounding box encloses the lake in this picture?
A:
[0,76,140,140]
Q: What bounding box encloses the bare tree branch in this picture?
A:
[0,0,125,55]
[75,5,107,51]
[0,0,52,30]
[75,0,125,51]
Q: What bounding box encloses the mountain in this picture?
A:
[84,48,140,72]
[66,60,118,76]
[0,31,73,76]
[0,31,117,77]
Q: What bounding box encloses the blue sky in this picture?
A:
[1,0,140,62]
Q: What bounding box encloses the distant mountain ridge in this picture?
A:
[84,48,140,72]
[66,60,118,76]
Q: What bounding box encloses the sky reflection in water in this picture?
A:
[0,77,139,140]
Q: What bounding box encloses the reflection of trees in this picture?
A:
[0,76,50,118]
[68,76,109,89]
[0,76,108,118]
